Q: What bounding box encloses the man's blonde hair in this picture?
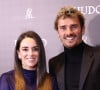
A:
[54,6,85,30]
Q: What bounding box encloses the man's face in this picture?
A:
[57,17,85,48]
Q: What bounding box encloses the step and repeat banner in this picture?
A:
[0,0,100,75]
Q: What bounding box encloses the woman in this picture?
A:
[0,31,58,90]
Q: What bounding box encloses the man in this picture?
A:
[49,6,100,90]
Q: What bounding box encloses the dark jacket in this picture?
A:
[49,44,100,90]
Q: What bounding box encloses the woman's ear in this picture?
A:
[17,50,21,59]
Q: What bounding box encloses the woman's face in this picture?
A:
[17,37,39,70]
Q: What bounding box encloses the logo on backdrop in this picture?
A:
[24,5,100,19]
[75,5,100,15]
[42,39,47,47]
[25,8,36,19]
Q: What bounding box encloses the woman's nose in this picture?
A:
[28,49,33,55]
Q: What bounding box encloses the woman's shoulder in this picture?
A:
[0,70,14,90]
[0,70,14,81]
[0,70,14,76]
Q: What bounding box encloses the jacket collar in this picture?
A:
[79,45,94,90]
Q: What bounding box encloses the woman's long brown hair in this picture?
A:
[14,31,52,90]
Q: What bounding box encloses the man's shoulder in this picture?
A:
[49,52,64,74]
[49,52,64,61]
[85,44,100,53]
[49,52,64,67]
[84,44,100,61]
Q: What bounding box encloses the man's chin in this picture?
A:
[64,43,76,49]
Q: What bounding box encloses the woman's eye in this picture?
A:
[32,47,40,51]
[22,48,28,51]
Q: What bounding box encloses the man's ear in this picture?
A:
[57,30,60,37]
[82,26,85,35]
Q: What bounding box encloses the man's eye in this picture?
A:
[60,26,66,30]
[71,25,78,30]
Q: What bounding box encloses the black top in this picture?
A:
[23,69,37,89]
[64,42,85,90]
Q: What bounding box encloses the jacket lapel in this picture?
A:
[57,64,65,90]
[79,45,94,90]
[56,53,65,90]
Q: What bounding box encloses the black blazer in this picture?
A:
[49,44,100,90]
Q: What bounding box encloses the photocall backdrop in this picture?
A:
[0,0,100,75]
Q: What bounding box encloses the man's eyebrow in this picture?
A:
[59,25,66,27]
[71,24,79,27]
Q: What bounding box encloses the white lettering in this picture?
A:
[96,5,100,14]
[42,38,47,47]
[88,6,95,14]
[75,5,100,15]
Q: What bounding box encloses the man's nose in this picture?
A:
[65,28,73,35]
